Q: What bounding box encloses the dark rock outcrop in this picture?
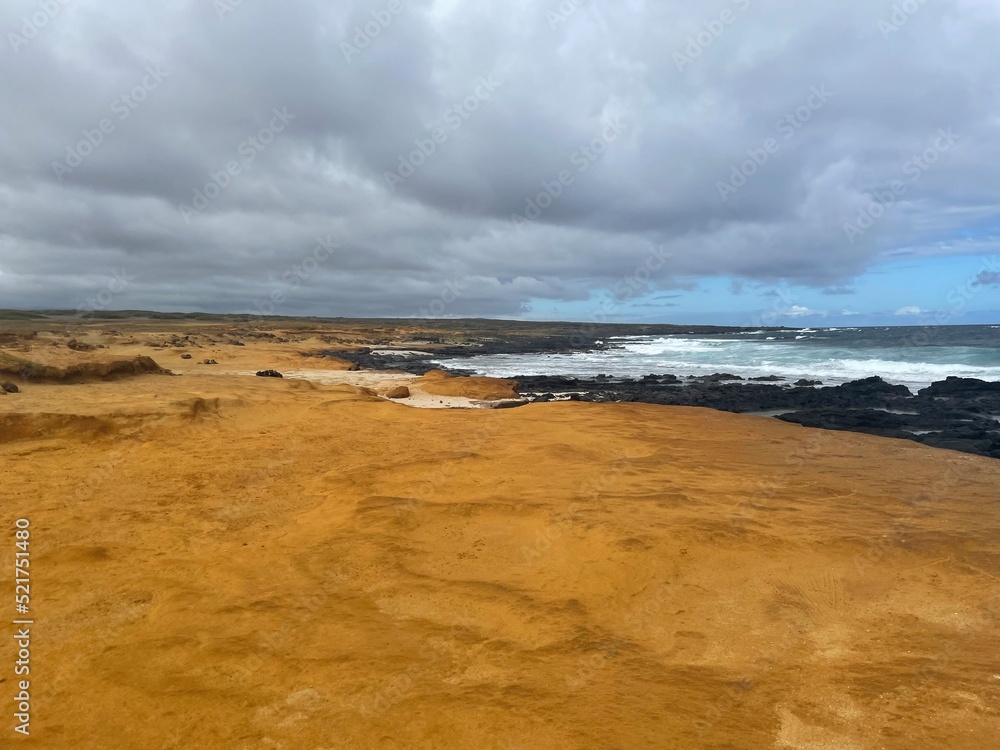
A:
[919,377,1000,397]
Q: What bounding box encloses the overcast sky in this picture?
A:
[1,0,999,325]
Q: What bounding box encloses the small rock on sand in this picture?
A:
[385,386,410,399]
[1,382,19,393]
[256,370,284,378]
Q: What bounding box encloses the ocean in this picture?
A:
[432,325,1000,392]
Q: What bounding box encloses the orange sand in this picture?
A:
[415,370,520,401]
[1,322,999,749]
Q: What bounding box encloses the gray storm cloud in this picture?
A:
[1,0,998,316]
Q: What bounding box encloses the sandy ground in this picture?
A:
[1,321,999,749]
[0,323,520,409]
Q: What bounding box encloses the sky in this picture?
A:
[1,0,999,326]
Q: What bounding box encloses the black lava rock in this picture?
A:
[837,376,911,398]
[701,373,744,382]
[919,377,1000,396]
[255,370,284,378]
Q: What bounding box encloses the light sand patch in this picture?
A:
[275,369,527,409]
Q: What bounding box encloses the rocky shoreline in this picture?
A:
[335,346,1000,459]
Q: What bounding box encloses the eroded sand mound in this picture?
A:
[1,372,999,749]
[416,369,520,400]
[0,351,169,383]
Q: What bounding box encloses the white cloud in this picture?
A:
[895,306,923,316]
[781,305,824,317]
